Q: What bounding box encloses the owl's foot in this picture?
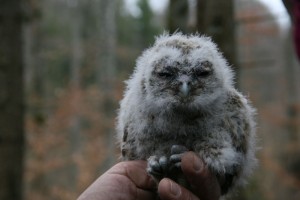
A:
[147,155,168,180]
[147,145,189,182]
[169,145,189,170]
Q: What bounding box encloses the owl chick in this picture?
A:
[116,33,256,197]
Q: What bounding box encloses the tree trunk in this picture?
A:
[196,0,238,85]
[168,0,189,33]
[68,0,82,190]
[168,0,237,84]
[97,0,117,170]
[0,0,25,199]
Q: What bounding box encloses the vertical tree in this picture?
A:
[196,0,237,81]
[168,0,189,33]
[168,0,237,84]
[0,0,25,199]
[68,0,82,191]
[97,0,117,170]
[137,0,160,47]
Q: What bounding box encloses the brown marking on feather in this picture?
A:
[164,40,196,54]
[228,93,243,109]
[223,116,249,154]
[123,126,128,142]
[121,147,127,157]
[141,79,146,94]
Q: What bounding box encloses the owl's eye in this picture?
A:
[157,72,174,78]
[194,61,213,77]
[195,69,211,77]
[156,65,176,78]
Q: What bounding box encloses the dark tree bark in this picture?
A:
[196,0,238,84]
[0,0,25,199]
[168,0,189,33]
[97,0,117,170]
[68,0,82,191]
[168,0,237,85]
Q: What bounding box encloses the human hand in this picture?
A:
[77,160,156,200]
[78,152,221,200]
[158,151,221,200]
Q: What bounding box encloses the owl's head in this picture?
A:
[131,33,234,110]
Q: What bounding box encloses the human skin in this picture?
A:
[78,152,221,200]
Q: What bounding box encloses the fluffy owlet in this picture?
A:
[116,33,256,197]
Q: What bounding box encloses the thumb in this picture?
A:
[158,178,199,200]
[181,152,221,200]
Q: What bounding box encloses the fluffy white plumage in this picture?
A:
[116,33,256,197]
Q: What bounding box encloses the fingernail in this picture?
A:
[170,181,181,197]
[193,154,203,172]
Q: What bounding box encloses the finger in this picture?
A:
[109,161,156,190]
[158,178,199,200]
[78,161,156,200]
[181,152,221,200]
[137,188,156,200]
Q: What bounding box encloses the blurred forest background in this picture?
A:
[1,0,300,199]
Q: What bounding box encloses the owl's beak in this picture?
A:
[180,82,190,97]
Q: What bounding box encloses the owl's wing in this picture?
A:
[224,91,252,154]
[120,125,138,161]
[120,127,128,158]
[217,92,253,194]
